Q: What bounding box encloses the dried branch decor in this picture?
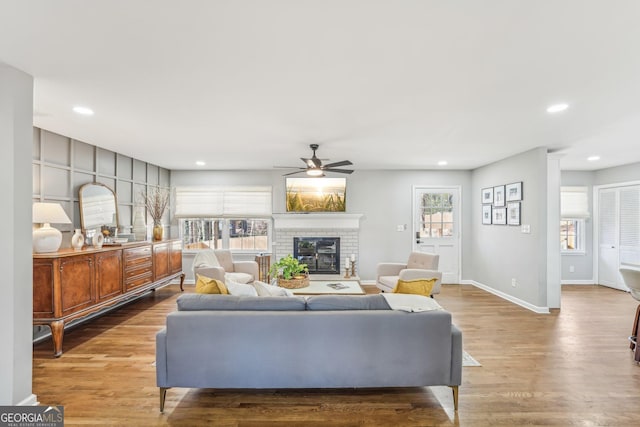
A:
[142,188,169,226]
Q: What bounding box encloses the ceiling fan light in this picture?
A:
[306,168,324,177]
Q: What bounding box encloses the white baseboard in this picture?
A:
[17,394,38,406]
[561,280,595,285]
[469,280,550,314]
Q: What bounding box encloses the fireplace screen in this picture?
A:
[293,237,340,274]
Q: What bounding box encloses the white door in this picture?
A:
[413,186,460,284]
[598,188,621,288]
[597,185,640,291]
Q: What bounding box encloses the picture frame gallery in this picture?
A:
[481,181,522,226]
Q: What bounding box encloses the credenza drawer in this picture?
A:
[125,270,153,290]
[124,246,152,268]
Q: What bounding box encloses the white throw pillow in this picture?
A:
[225,278,258,296]
[253,281,294,297]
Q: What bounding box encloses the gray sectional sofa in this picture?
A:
[156,294,463,412]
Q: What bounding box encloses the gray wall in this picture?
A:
[470,147,550,308]
[1,63,34,405]
[32,127,172,246]
[594,161,640,185]
[171,169,473,281]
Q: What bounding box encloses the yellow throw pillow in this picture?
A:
[195,274,229,294]
[392,278,436,297]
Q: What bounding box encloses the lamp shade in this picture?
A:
[33,203,71,253]
[33,202,72,224]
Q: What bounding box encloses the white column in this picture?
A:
[0,62,35,405]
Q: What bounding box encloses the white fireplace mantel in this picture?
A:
[272,213,363,229]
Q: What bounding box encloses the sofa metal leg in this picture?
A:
[450,385,459,411]
[160,387,169,412]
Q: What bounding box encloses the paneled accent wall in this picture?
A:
[32,127,171,247]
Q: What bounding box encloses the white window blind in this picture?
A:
[561,186,590,219]
[175,186,272,217]
[620,185,640,267]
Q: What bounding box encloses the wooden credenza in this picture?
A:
[33,239,184,357]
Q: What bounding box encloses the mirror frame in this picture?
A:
[78,182,119,233]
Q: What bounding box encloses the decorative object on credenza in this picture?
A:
[493,185,505,207]
[481,187,494,204]
[505,182,523,202]
[32,202,72,253]
[269,254,309,289]
[507,202,521,225]
[142,187,170,241]
[93,230,104,248]
[132,206,147,241]
[482,205,492,225]
[71,228,85,250]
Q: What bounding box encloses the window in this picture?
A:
[418,192,454,238]
[175,186,272,252]
[560,186,589,254]
[560,219,585,253]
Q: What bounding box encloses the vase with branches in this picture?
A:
[142,188,169,240]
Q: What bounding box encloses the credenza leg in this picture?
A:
[50,320,64,358]
[179,273,185,292]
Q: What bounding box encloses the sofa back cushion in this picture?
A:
[177,294,306,311]
[306,295,390,311]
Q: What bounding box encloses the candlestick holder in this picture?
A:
[350,261,356,278]
[344,267,351,278]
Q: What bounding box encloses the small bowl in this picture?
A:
[113,237,129,244]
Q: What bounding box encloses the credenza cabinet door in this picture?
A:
[153,242,170,280]
[169,240,183,274]
[96,250,123,302]
[59,254,95,316]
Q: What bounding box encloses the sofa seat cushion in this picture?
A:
[225,272,253,284]
[177,294,307,311]
[306,295,391,311]
[378,275,400,289]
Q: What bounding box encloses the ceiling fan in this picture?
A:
[277,144,354,176]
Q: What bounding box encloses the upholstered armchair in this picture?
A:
[192,249,259,284]
[376,251,442,295]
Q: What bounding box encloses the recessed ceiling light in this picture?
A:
[437,160,448,166]
[73,106,94,116]
[546,103,569,113]
[195,161,206,166]
[587,155,600,162]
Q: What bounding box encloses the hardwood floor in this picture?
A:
[33,284,640,426]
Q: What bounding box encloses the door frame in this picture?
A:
[593,180,640,289]
[411,185,462,284]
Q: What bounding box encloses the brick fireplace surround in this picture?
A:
[272,214,363,276]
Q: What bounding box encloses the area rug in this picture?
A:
[462,351,481,367]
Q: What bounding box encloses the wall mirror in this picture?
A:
[79,183,118,232]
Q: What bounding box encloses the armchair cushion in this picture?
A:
[393,278,437,297]
[376,252,441,295]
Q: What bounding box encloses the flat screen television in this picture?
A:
[285,177,346,212]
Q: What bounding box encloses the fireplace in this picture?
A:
[293,237,340,274]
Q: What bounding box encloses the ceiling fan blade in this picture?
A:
[301,157,321,168]
[323,168,354,174]
[274,166,304,169]
[323,160,352,168]
[282,170,307,176]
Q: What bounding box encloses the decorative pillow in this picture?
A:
[253,280,294,297]
[392,278,436,297]
[225,278,259,296]
[195,274,229,294]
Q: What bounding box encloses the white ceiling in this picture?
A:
[2,1,640,172]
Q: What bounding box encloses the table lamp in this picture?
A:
[33,202,72,253]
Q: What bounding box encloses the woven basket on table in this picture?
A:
[278,275,310,289]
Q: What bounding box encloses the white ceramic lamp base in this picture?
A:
[33,223,63,253]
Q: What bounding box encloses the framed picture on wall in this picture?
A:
[507,202,521,225]
[492,207,507,225]
[481,187,494,204]
[482,205,492,224]
[493,185,505,207]
[506,182,523,202]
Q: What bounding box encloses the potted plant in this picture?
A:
[269,254,309,289]
[142,188,169,241]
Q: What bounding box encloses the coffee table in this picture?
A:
[290,279,365,295]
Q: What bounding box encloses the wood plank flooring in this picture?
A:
[33,284,640,426]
